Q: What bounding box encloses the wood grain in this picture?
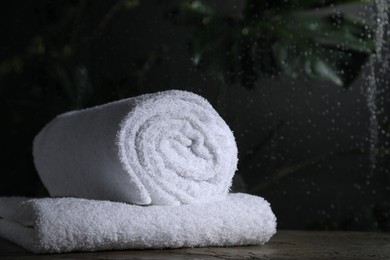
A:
[1,230,390,259]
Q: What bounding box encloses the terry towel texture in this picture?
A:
[1,90,277,253]
[33,90,238,206]
[0,193,276,254]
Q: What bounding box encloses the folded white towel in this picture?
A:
[0,193,276,254]
[33,90,238,205]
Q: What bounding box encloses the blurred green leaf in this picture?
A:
[182,1,215,16]
[306,57,344,86]
[123,0,139,9]
[0,57,24,75]
[28,37,46,55]
[178,0,375,88]
[274,42,299,78]
[284,14,374,53]
[287,0,371,10]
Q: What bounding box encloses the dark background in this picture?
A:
[1,0,390,230]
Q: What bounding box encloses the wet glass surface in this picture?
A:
[1,0,389,230]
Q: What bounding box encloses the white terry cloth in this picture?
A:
[33,90,238,206]
[0,193,277,254]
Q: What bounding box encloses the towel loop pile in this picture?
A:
[0,90,276,253]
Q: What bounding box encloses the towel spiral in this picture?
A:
[119,90,237,205]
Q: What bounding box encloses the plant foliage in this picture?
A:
[179,0,375,88]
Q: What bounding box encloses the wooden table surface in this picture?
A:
[1,230,390,259]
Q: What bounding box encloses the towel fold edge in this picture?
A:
[0,193,276,254]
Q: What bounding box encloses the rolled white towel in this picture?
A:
[33,90,238,205]
[0,193,277,254]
